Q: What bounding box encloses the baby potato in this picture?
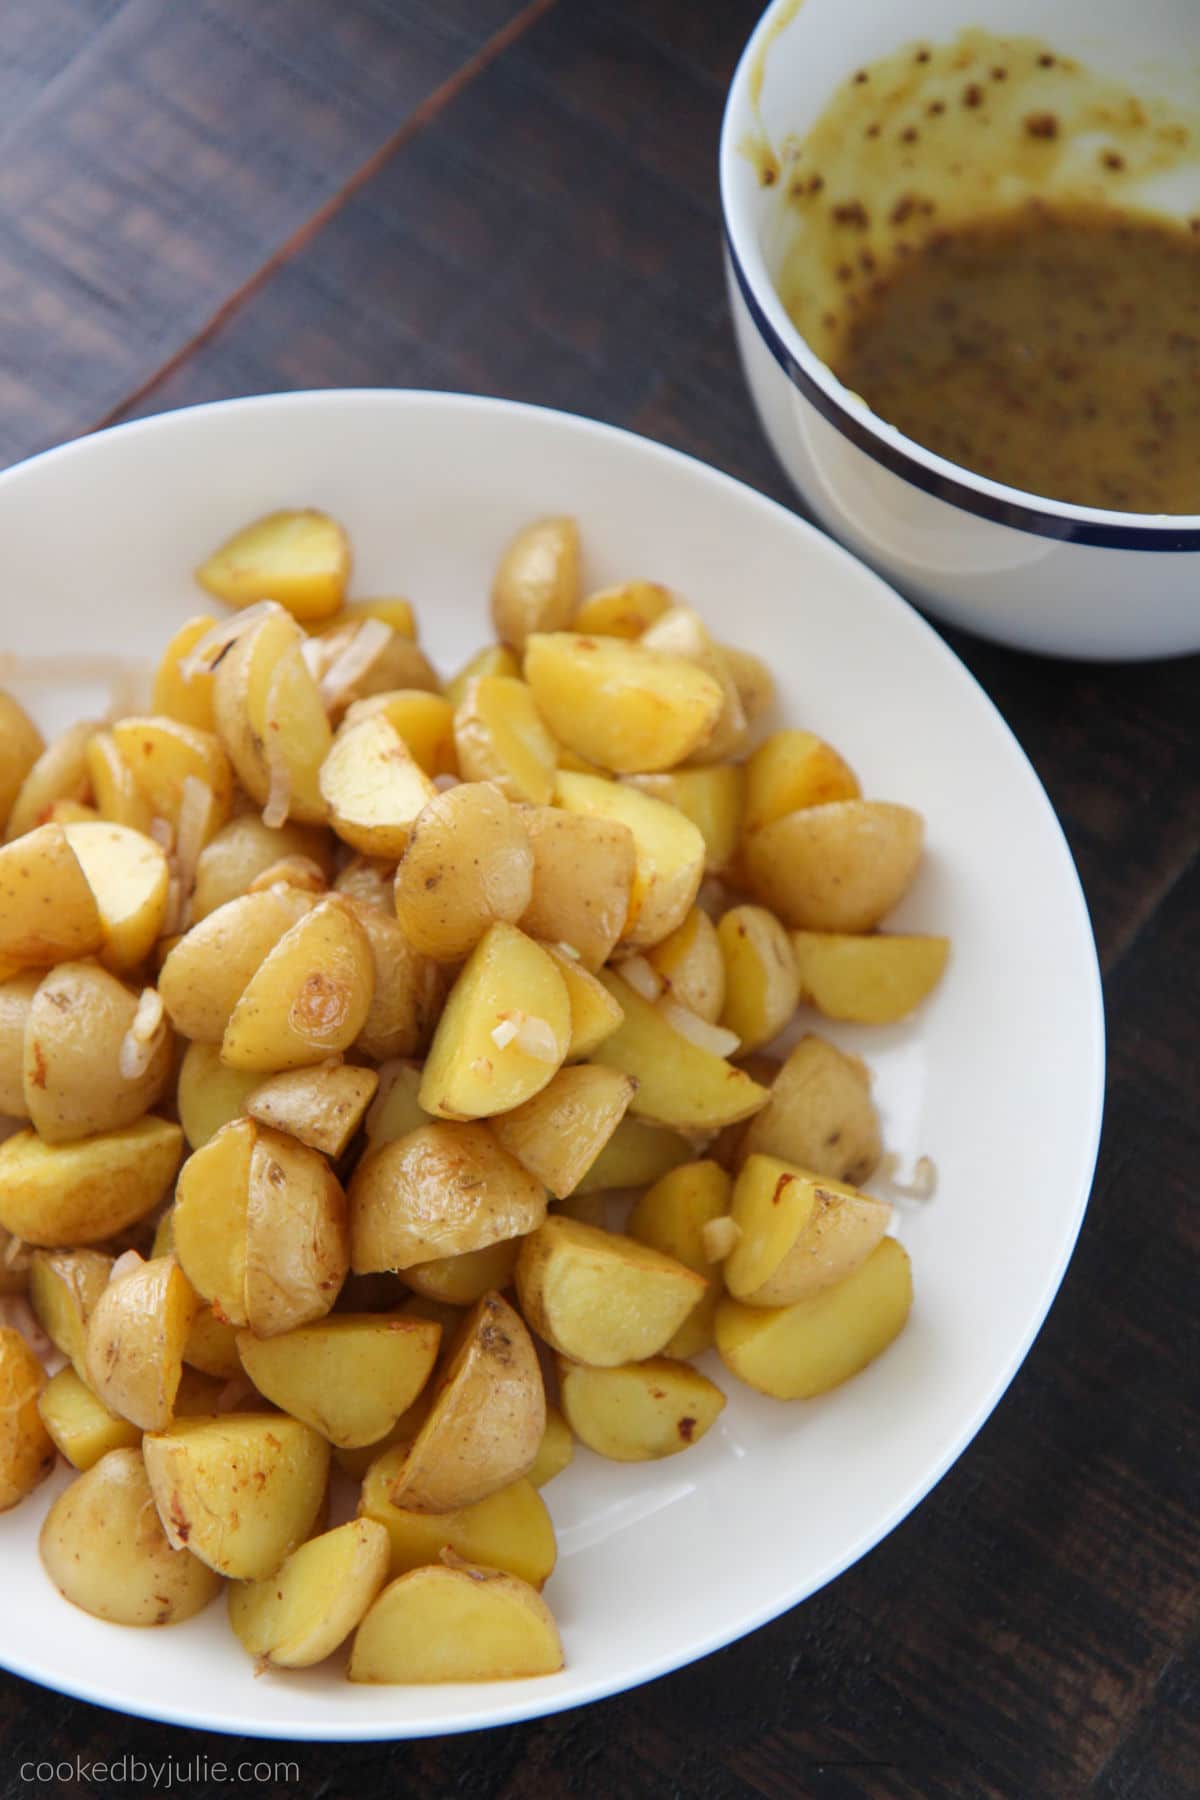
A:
[221,895,374,1070]
[627,1160,732,1359]
[190,814,335,922]
[176,1042,260,1149]
[742,799,924,933]
[363,1059,428,1150]
[359,1457,556,1586]
[246,1062,378,1158]
[344,689,457,777]
[159,886,316,1042]
[402,1238,521,1307]
[333,855,395,914]
[558,1356,726,1460]
[0,691,44,835]
[542,944,625,1057]
[319,713,436,858]
[743,729,860,834]
[0,972,37,1115]
[349,900,445,1064]
[490,515,581,650]
[350,1561,564,1684]
[419,922,570,1120]
[62,821,170,973]
[182,1309,241,1382]
[528,1405,573,1488]
[516,1215,707,1366]
[29,1248,114,1377]
[393,782,533,962]
[647,906,726,1023]
[40,1447,222,1623]
[739,1035,882,1187]
[195,507,349,621]
[144,1412,330,1580]
[318,596,415,640]
[717,905,800,1052]
[0,1326,55,1510]
[716,1236,912,1399]
[150,615,219,733]
[0,823,103,966]
[23,962,172,1143]
[791,930,950,1023]
[172,1119,254,1325]
[236,1314,440,1448]
[349,1121,546,1273]
[640,605,747,765]
[444,644,521,709]
[0,1117,183,1247]
[725,1155,892,1306]
[5,720,95,844]
[84,1254,198,1431]
[37,1365,142,1470]
[573,1115,691,1195]
[519,806,636,971]
[332,635,441,712]
[454,676,558,806]
[720,643,775,724]
[109,716,233,839]
[626,765,745,874]
[491,1065,635,1199]
[525,633,724,774]
[213,604,331,824]
[387,1291,544,1513]
[84,731,153,834]
[572,580,674,638]
[554,772,705,950]
[229,1518,390,1668]
[591,970,768,1132]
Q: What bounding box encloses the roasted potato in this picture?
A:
[237,1314,440,1447]
[319,713,436,858]
[529,1404,573,1488]
[717,905,800,1052]
[554,772,706,949]
[109,716,232,839]
[190,814,335,922]
[350,1560,563,1684]
[627,1160,732,1358]
[542,944,625,1058]
[5,721,95,844]
[213,604,332,824]
[176,1042,260,1150]
[196,507,349,621]
[62,820,171,973]
[158,886,316,1042]
[0,1326,55,1510]
[743,729,860,833]
[393,782,533,962]
[22,962,172,1143]
[419,923,570,1120]
[591,969,767,1132]
[402,1237,521,1307]
[84,730,153,834]
[444,644,521,709]
[525,632,724,773]
[519,807,636,971]
[349,901,445,1064]
[716,1236,912,1399]
[0,824,103,966]
[150,615,219,733]
[362,1059,428,1150]
[490,1065,635,1199]
[221,895,374,1070]
[0,691,44,834]
[349,1121,546,1272]
[29,1248,113,1377]
[628,765,744,874]
[572,580,673,638]
[791,930,950,1023]
[724,1155,892,1306]
[516,1216,706,1366]
[246,1062,378,1158]
[720,643,775,725]
[0,1117,183,1247]
[558,1356,726,1460]
[0,972,37,1116]
[37,1365,142,1469]
[742,800,924,932]
[40,1447,222,1623]
[491,516,580,650]
[640,605,747,764]
[359,1457,556,1586]
[454,676,558,805]
[344,689,457,777]
[84,1254,198,1431]
[573,1115,691,1194]
[229,1519,391,1668]
[646,905,726,1023]
[739,1035,882,1186]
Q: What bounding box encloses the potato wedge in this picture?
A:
[573,1115,691,1194]
[182,1307,242,1381]
[172,1118,254,1325]
[554,772,705,949]
[387,1292,544,1513]
[229,1518,390,1668]
[319,713,436,858]
[61,820,170,973]
[739,1035,882,1186]
[525,633,724,773]
[454,676,558,806]
[646,906,726,1023]
[109,717,232,839]
[150,615,219,733]
[196,507,349,621]
[516,1215,706,1366]
[213,604,331,823]
[319,596,415,640]
[236,1314,440,1447]
[572,580,674,638]
[717,905,800,1052]
[529,1405,573,1488]
[29,1248,113,1378]
[5,720,95,844]
[716,1236,912,1398]
[640,605,747,765]
[519,806,636,971]
[558,1356,726,1460]
[349,900,445,1064]
[590,969,767,1132]
[0,691,44,835]
[491,516,580,650]
[359,1459,555,1586]
[0,972,37,1115]
[344,689,457,777]
[221,895,374,1070]
[351,1560,563,1684]
[791,931,950,1023]
[394,782,533,962]
[191,815,335,922]
[626,765,744,874]
[725,1155,892,1306]
[350,1121,546,1272]
[144,1412,330,1580]
[40,1447,221,1623]
[23,962,172,1143]
[743,800,924,932]
[0,1326,55,1510]
[491,1065,635,1199]
[329,634,442,713]
[362,1059,428,1150]
[0,824,103,965]
[84,730,153,834]
[444,644,521,709]
[402,1238,521,1307]
[542,944,625,1057]
[176,1042,259,1149]
[419,923,569,1120]
[0,1117,182,1247]
[246,1062,378,1158]
[720,643,775,724]
[158,886,315,1041]
[37,1365,142,1469]
[743,730,860,834]
[84,1254,198,1431]
[627,1160,732,1358]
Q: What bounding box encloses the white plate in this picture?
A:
[0,391,1104,1739]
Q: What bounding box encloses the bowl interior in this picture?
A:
[0,392,1104,1737]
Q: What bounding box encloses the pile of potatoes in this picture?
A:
[0,507,947,1685]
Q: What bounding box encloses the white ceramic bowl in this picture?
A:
[0,392,1104,1737]
[721,0,1200,660]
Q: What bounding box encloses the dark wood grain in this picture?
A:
[1,1,1197,1794]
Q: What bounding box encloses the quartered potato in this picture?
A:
[716,1236,913,1399]
[159,886,316,1041]
[724,1155,892,1306]
[0,972,37,1115]
[85,731,153,834]
[554,772,705,949]
[717,905,800,1052]
[213,604,332,824]
[195,507,350,621]
[150,615,219,733]
[362,1059,428,1150]
[720,644,775,725]
[37,1365,142,1470]
[591,969,768,1132]
[176,1042,260,1149]
[742,800,924,932]
[640,605,747,765]
[791,930,950,1023]
[739,1035,882,1187]
[0,1327,55,1511]
[236,1314,440,1447]
[0,824,103,966]
[345,689,456,777]
[743,729,860,833]
[29,1248,113,1378]
[490,1064,635,1198]
[516,1215,707,1367]
[525,633,724,774]
[519,807,636,971]
[349,1120,546,1273]
[402,1237,521,1307]
[359,1458,556,1587]
[0,691,44,834]
[144,1412,330,1580]
[444,644,521,709]
[454,676,558,805]
[319,713,435,858]
[22,961,171,1142]
[350,1561,564,1684]
[349,901,445,1064]
[5,720,95,844]
[40,1447,222,1624]
[542,944,625,1058]
[627,765,744,874]
[529,1405,573,1488]
[319,596,415,640]
[62,821,170,973]
[229,1519,391,1668]
[646,905,726,1022]
[220,895,374,1070]
[393,782,533,962]
[573,580,674,638]
[0,1117,182,1247]
[490,515,581,650]
[190,814,334,922]
[573,1115,691,1195]
[246,1062,378,1157]
[109,716,232,839]
[84,1253,198,1431]
[627,1160,732,1359]
[558,1356,726,1461]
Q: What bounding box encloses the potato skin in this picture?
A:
[0,1117,183,1247]
[158,887,317,1043]
[0,690,44,835]
[554,772,706,950]
[739,1035,882,1187]
[191,814,334,922]
[490,516,580,650]
[220,896,375,1071]
[228,1518,391,1667]
[519,807,636,971]
[742,800,923,933]
[23,962,172,1144]
[0,1326,55,1511]
[0,972,38,1116]
[393,782,533,963]
[0,824,103,965]
[84,1255,198,1432]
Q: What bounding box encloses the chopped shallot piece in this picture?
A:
[109,1249,145,1285]
[174,776,213,899]
[148,816,175,854]
[514,1015,560,1062]
[319,618,392,711]
[658,997,740,1058]
[701,1216,741,1263]
[618,955,663,1001]
[177,602,277,683]
[877,1153,938,1202]
[555,941,581,961]
[118,988,166,1080]
[490,1019,520,1050]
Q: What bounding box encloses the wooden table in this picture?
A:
[1,4,1196,1794]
